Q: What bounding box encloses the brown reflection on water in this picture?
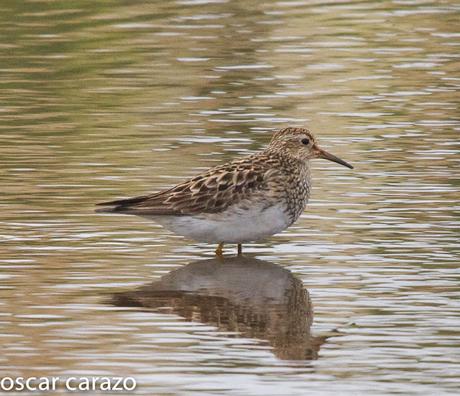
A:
[113,256,326,360]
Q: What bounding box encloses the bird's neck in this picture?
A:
[264,151,312,224]
[265,149,311,176]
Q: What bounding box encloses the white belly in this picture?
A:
[146,203,292,243]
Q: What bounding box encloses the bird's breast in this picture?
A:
[283,166,311,223]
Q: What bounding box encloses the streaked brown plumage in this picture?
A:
[97,127,353,256]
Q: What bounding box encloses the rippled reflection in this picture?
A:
[113,256,326,360]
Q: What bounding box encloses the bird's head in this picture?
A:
[267,127,353,169]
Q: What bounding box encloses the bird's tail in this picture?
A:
[95,195,149,214]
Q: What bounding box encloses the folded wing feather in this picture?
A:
[96,158,275,216]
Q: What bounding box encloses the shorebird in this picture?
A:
[97,127,353,256]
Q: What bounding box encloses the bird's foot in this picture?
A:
[215,242,224,258]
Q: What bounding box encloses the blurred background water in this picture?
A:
[0,0,459,395]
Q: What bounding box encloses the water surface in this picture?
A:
[1,0,459,395]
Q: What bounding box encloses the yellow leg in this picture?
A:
[237,244,242,256]
[215,242,224,258]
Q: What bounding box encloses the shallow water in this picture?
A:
[1,0,459,395]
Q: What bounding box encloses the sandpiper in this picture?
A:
[97,127,353,256]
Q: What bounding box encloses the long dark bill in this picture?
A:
[317,148,353,169]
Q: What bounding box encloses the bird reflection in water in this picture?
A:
[112,256,329,360]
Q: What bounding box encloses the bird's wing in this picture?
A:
[96,155,280,216]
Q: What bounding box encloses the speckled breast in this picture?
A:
[284,164,311,224]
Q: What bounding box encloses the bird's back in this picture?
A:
[96,151,302,216]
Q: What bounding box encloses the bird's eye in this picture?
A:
[301,138,310,145]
